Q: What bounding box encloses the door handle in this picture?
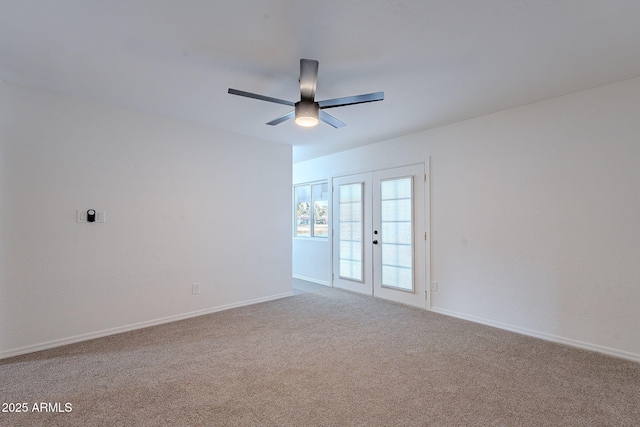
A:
[373,240,378,245]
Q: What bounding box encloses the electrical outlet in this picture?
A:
[192,283,200,295]
[430,281,438,292]
[77,209,105,223]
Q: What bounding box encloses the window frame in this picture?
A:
[293,180,329,239]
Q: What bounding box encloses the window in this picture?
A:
[294,181,329,238]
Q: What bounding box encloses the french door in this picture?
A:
[332,164,427,308]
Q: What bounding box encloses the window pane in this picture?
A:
[381,265,412,290]
[340,201,362,222]
[312,183,329,237]
[380,177,413,290]
[339,183,363,281]
[381,243,412,268]
[295,185,311,237]
[340,260,362,279]
[381,222,412,244]
[340,223,362,241]
[381,199,412,221]
[381,178,412,199]
[340,241,362,262]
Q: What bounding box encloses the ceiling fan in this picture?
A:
[228,59,384,128]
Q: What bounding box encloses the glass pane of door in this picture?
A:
[380,177,413,291]
[339,183,363,282]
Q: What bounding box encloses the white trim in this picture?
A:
[0,292,294,360]
[331,161,427,181]
[425,157,431,310]
[431,307,640,363]
[292,275,330,286]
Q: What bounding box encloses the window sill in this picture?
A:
[293,236,329,241]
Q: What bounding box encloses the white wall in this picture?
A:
[0,82,292,358]
[292,238,330,285]
[293,77,640,361]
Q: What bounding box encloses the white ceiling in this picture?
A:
[2,1,640,162]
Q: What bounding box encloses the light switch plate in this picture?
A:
[95,210,106,223]
[77,210,87,223]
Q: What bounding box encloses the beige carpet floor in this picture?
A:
[1,287,639,426]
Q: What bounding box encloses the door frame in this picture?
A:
[330,161,431,309]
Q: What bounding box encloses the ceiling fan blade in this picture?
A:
[228,88,295,106]
[266,110,295,126]
[299,59,319,101]
[318,91,384,109]
[319,110,346,128]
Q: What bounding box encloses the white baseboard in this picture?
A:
[0,292,294,360]
[430,307,640,363]
[292,275,330,286]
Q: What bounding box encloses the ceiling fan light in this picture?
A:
[295,115,319,127]
[295,101,319,127]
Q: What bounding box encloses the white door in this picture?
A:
[332,164,427,308]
